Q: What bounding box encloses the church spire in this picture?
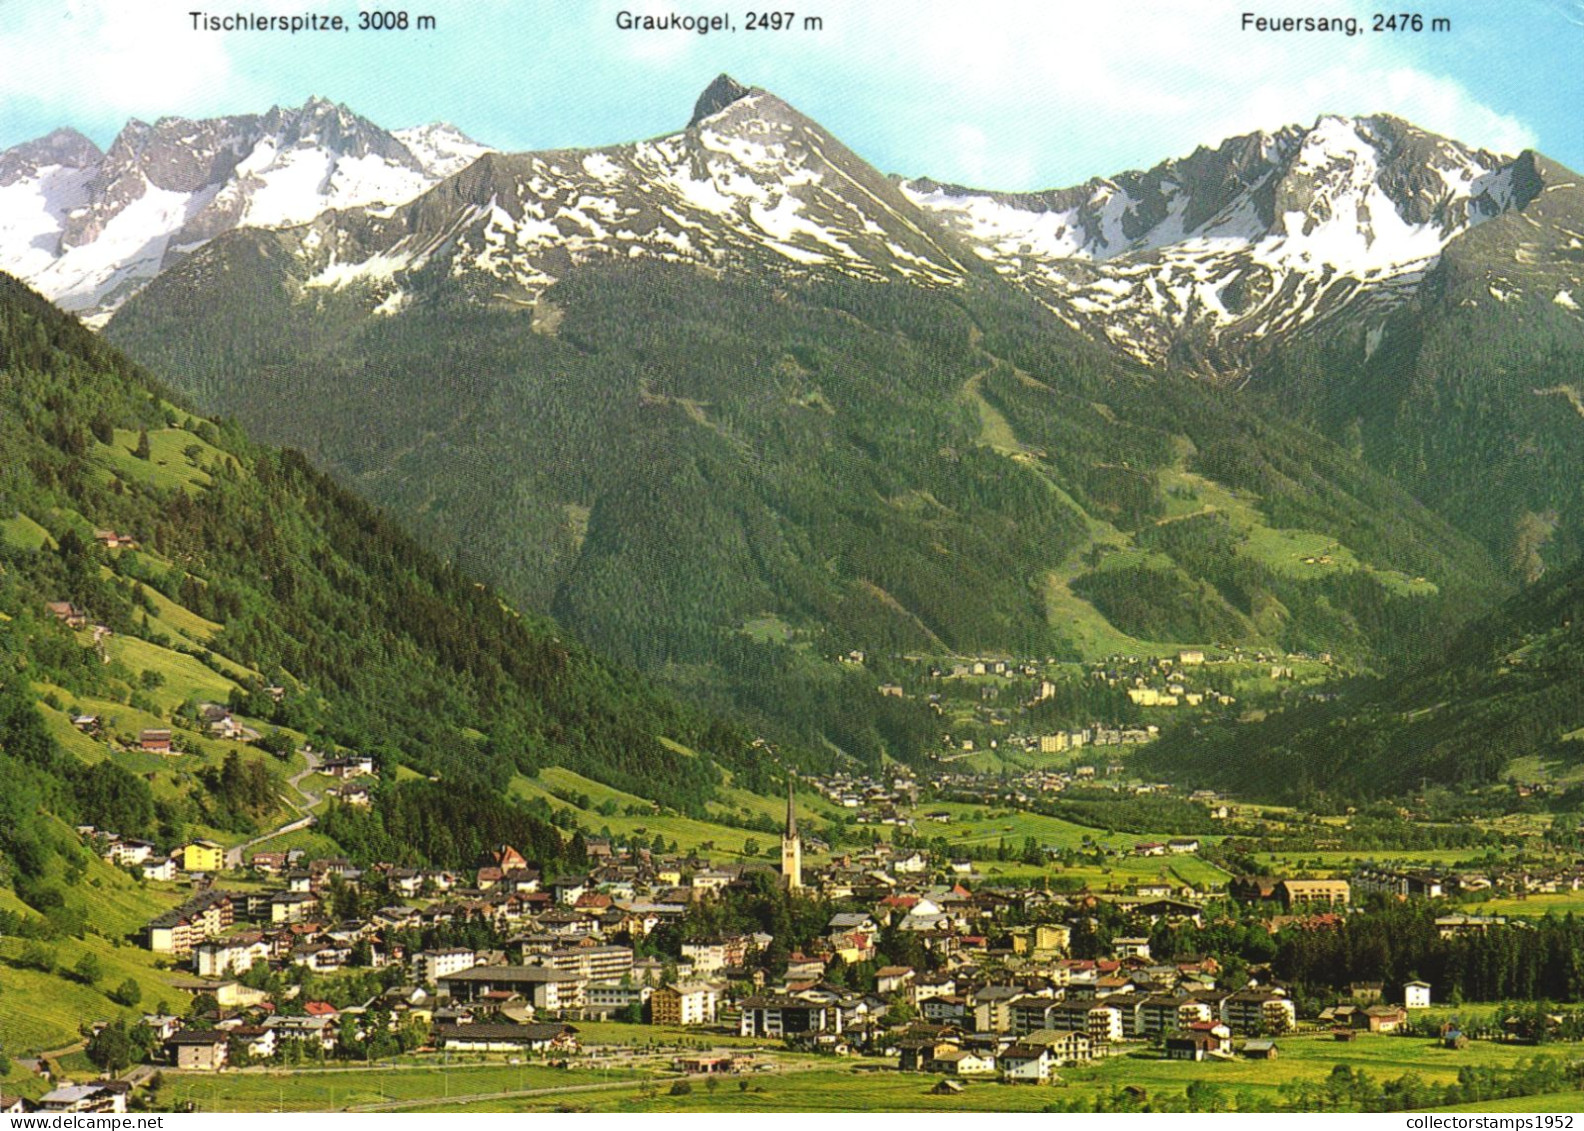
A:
[781,772,802,890]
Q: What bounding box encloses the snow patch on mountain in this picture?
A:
[0,102,493,322]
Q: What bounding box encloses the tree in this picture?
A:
[85,1018,136,1075]
[73,952,103,986]
[18,941,56,973]
[133,428,151,460]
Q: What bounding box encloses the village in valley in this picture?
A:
[9,629,1584,1116]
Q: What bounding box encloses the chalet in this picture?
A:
[1020,1028,1092,1065]
[1166,838,1200,854]
[1404,981,1432,1009]
[270,892,321,924]
[897,1038,959,1072]
[323,754,376,779]
[928,1048,997,1076]
[231,1025,278,1060]
[250,851,288,875]
[94,530,139,550]
[1242,1039,1280,1059]
[876,965,915,994]
[0,1095,29,1114]
[167,1030,229,1071]
[263,1015,336,1051]
[1365,1005,1408,1033]
[38,1084,127,1114]
[45,601,88,629]
[1165,1030,1221,1061]
[139,729,174,754]
[1113,936,1151,960]
[195,934,269,978]
[999,1043,1056,1083]
[101,838,156,866]
[433,1023,580,1053]
[1229,876,1282,903]
[1348,982,1384,1003]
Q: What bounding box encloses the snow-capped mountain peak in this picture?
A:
[262,76,976,314]
[392,122,492,180]
[901,112,1546,372]
[0,98,494,324]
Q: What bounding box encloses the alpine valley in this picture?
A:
[3,74,1584,1116]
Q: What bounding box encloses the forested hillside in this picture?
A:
[0,269,762,898]
[1137,545,1584,803]
[109,258,1506,757]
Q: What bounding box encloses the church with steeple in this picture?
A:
[781,776,802,890]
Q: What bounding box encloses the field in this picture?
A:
[398,1034,1583,1114]
[1463,892,1584,918]
[508,767,841,860]
[0,839,192,1056]
[159,1061,647,1112]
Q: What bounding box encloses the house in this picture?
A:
[38,1084,126,1114]
[139,728,174,754]
[195,934,269,978]
[0,1095,29,1114]
[231,1025,278,1060]
[167,1030,230,1071]
[1365,1005,1408,1033]
[897,1039,960,1072]
[263,1015,336,1052]
[45,601,88,629]
[322,754,377,779]
[876,966,915,994]
[651,982,718,1026]
[999,1043,1055,1083]
[1404,981,1432,1009]
[434,1023,580,1053]
[1021,1028,1092,1065]
[928,1048,997,1076]
[94,530,139,550]
[179,840,224,873]
[1165,1030,1222,1061]
[1113,936,1151,960]
[1348,982,1384,1003]
[585,981,653,1017]
[1242,1039,1280,1059]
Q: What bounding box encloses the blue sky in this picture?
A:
[1,0,1579,188]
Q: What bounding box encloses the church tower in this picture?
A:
[780,775,802,890]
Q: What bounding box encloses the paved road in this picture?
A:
[224,748,323,867]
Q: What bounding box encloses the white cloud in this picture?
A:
[828,0,1542,185]
[0,1,246,125]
